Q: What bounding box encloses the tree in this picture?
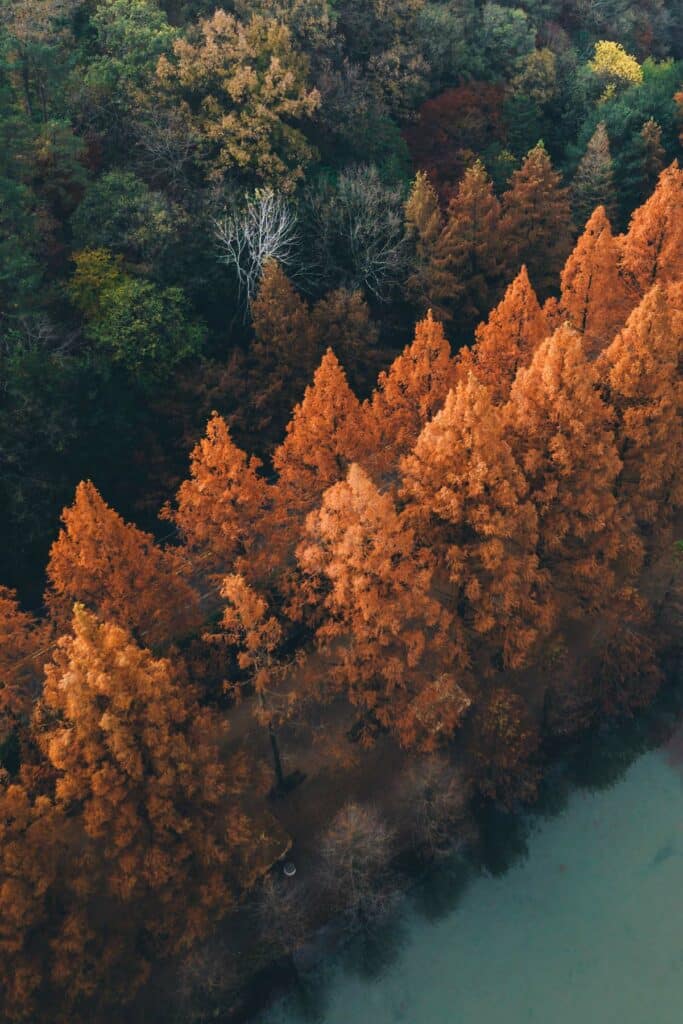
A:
[587,40,643,100]
[505,326,641,614]
[318,802,394,922]
[247,259,319,439]
[45,480,201,648]
[162,412,272,582]
[619,161,683,294]
[558,205,634,356]
[0,588,46,745]
[500,143,574,298]
[310,287,380,393]
[598,285,683,527]
[32,606,256,1006]
[212,574,295,791]
[472,688,540,807]
[367,311,457,480]
[480,3,535,78]
[297,463,469,747]
[572,122,619,228]
[272,350,371,533]
[454,265,548,403]
[430,161,505,332]
[401,377,553,670]
[404,170,443,311]
[155,10,320,188]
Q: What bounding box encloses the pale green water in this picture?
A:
[261,716,683,1024]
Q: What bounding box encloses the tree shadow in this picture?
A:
[410,855,474,924]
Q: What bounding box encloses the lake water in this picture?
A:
[259,705,683,1024]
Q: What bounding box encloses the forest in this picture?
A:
[0,0,682,1020]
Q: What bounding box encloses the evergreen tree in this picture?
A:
[572,122,618,229]
[500,143,574,299]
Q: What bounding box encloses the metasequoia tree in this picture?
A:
[367,311,456,479]
[619,161,683,294]
[558,205,634,357]
[162,412,272,582]
[572,122,618,228]
[247,259,319,438]
[404,170,443,310]
[46,480,201,648]
[430,161,505,331]
[297,464,469,749]
[598,285,683,527]
[401,378,553,670]
[35,607,255,997]
[310,287,380,393]
[454,265,549,403]
[0,588,46,743]
[500,143,574,298]
[506,326,641,613]
[211,573,296,790]
[155,10,319,188]
[272,349,371,535]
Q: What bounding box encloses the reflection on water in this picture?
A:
[260,687,683,1024]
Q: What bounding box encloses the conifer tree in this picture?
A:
[401,378,553,670]
[46,481,201,648]
[272,350,371,537]
[572,122,618,228]
[162,412,272,582]
[0,588,46,743]
[619,161,683,294]
[598,285,683,527]
[367,311,457,479]
[500,143,574,298]
[310,288,379,394]
[248,259,319,440]
[297,463,470,748]
[430,161,505,332]
[505,325,641,613]
[559,205,634,356]
[404,170,443,311]
[454,265,549,403]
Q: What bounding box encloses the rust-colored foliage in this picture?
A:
[404,84,506,199]
[310,287,380,393]
[592,588,662,718]
[454,265,549,403]
[297,464,469,749]
[558,205,634,356]
[500,143,574,299]
[598,285,683,526]
[619,160,683,294]
[401,377,553,670]
[46,481,201,648]
[472,688,540,807]
[0,588,46,742]
[272,349,371,533]
[506,326,641,613]
[430,161,506,331]
[367,310,456,479]
[404,170,443,311]
[163,412,272,581]
[248,259,320,440]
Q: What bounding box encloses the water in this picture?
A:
[260,710,683,1024]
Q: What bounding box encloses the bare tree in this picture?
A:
[305,165,408,300]
[405,756,471,860]
[317,802,394,923]
[213,189,300,310]
[254,872,310,960]
[133,106,198,194]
